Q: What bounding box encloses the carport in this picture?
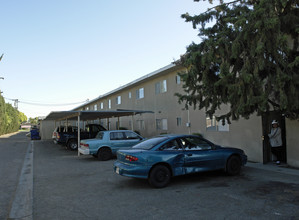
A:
[43,109,153,155]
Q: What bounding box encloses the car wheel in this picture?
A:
[226,155,241,175]
[98,148,112,161]
[148,165,171,188]
[67,140,78,151]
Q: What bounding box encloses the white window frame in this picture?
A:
[155,80,167,94]
[136,88,144,99]
[156,119,168,130]
[137,120,145,130]
[176,75,181,84]
[116,96,121,105]
[176,117,182,126]
[100,102,104,109]
[108,99,111,109]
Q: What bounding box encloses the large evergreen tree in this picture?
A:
[176,0,299,123]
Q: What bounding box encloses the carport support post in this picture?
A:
[131,115,134,131]
[77,114,81,156]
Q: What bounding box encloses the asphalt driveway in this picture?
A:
[2,132,299,219]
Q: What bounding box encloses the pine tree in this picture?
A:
[176,0,299,123]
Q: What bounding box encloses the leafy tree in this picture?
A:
[0,53,28,135]
[29,117,39,125]
[18,111,27,124]
[0,95,6,134]
[176,0,299,123]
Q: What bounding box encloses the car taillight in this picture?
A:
[80,143,89,148]
[125,155,138,162]
[57,133,60,138]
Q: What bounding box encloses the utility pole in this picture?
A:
[13,99,19,110]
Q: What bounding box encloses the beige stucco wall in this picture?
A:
[285,119,299,168]
[40,120,56,140]
[203,116,263,163]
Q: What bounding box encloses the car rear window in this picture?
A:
[96,131,104,139]
[132,136,168,150]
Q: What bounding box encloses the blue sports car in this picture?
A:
[114,134,247,188]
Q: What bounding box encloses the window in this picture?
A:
[110,132,124,140]
[180,136,212,150]
[94,104,97,111]
[137,120,145,130]
[159,139,182,151]
[133,136,168,150]
[100,102,104,109]
[124,131,140,140]
[155,80,167,94]
[96,131,104,139]
[136,88,144,99]
[206,115,229,132]
[116,96,121,105]
[176,117,182,126]
[129,92,132,99]
[156,119,168,130]
[176,75,181,84]
[108,99,111,109]
[86,107,89,111]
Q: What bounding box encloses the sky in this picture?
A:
[0,0,213,119]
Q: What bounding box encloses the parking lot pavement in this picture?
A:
[246,161,299,177]
[0,131,30,220]
[29,140,299,220]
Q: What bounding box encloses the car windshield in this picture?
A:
[133,136,168,150]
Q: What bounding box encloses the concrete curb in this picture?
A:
[8,142,33,220]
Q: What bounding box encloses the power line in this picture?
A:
[3,97,88,106]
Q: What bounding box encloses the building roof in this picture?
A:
[73,63,180,110]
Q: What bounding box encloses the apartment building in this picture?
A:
[67,63,299,168]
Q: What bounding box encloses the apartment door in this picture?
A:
[262,111,286,164]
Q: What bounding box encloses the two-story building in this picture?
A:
[68,63,299,168]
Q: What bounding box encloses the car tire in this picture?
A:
[98,148,112,161]
[67,140,78,151]
[148,165,171,188]
[226,155,241,176]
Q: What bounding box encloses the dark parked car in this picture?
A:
[114,134,247,188]
[58,124,106,150]
[52,126,65,144]
[52,126,78,144]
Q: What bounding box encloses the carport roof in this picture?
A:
[43,109,153,121]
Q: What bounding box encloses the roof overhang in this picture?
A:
[43,109,154,121]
